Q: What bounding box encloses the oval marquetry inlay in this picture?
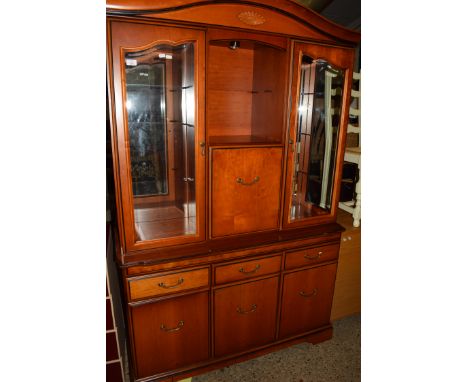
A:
[237,11,266,26]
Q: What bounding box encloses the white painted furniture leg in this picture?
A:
[338,70,361,227]
[352,162,361,227]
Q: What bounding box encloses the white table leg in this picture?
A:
[352,164,361,227]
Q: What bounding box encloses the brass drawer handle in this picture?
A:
[239,264,261,275]
[160,320,184,333]
[158,278,184,289]
[299,288,318,298]
[236,176,260,186]
[236,304,257,315]
[304,251,323,260]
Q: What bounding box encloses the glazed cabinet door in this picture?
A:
[283,43,355,229]
[279,264,337,339]
[130,292,209,379]
[108,21,206,251]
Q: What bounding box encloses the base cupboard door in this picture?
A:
[279,264,337,339]
[214,277,279,357]
[130,292,209,379]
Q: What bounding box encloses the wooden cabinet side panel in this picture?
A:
[331,225,361,320]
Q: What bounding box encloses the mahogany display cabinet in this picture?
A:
[106,1,360,381]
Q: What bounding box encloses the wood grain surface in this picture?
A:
[214,277,279,357]
[211,147,283,237]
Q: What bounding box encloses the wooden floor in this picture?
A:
[330,209,361,320]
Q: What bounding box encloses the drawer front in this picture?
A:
[279,263,337,339]
[215,255,282,285]
[211,147,283,237]
[131,292,209,378]
[214,277,278,357]
[285,243,340,270]
[128,268,209,301]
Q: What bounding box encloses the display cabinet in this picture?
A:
[107,1,359,381]
[109,22,206,251]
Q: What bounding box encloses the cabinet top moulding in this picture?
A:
[106,0,360,46]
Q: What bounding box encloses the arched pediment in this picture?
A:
[107,0,360,45]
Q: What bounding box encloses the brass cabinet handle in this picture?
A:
[236,176,260,186]
[200,141,206,156]
[158,278,184,289]
[239,264,261,275]
[236,304,257,315]
[304,251,323,260]
[160,320,184,333]
[299,288,318,298]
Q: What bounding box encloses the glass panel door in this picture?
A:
[124,43,197,242]
[284,42,352,227]
[110,22,205,250]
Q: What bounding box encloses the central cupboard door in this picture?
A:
[214,277,279,357]
[211,147,283,237]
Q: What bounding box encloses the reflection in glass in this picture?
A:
[124,43,196,241]
[290,55,343,220]
[126,62,167,196]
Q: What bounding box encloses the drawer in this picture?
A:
[279,263,337,339]
[215,255,282,285]
[131,292,209,378]
[211,147,283,237]
[214,277,278,357]
[128,268,209,301]
[284,243,340,270]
